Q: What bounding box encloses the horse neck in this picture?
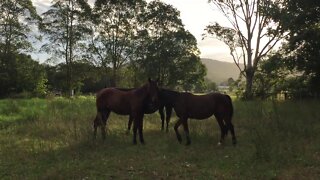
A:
[161,89,180,103]
[134,83,149,98]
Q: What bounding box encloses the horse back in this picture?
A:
[96,88,140,115]
[174,92,232,120]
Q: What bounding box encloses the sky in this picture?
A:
[31,0,232,63]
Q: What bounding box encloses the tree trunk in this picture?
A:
[111,65,117,87]
[244,68,254,100]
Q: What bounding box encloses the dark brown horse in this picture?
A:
[93,78,159,144]
[127,88,177,133]
[173,92,236,145]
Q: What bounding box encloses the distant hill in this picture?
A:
[201,58,242,84]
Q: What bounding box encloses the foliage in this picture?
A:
[85,0,206,90]
[0,0,40,97]
[0,0,40,55]
[44,61,105,94]
[87,0,146,86]
[266,0,320,96]
[15,54,48,97]
[204,79,218,92]
[135,1,206,90]
[252,53,290,99]
[0,53,47,97]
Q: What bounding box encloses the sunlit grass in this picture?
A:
[0,97,319,179]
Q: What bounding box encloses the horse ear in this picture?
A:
[148,77,151,83]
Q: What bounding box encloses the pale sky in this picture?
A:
[31,0,232,62]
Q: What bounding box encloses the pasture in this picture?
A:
[0,97,320,179]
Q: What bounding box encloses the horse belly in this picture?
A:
[188,109,213,119]
[106,97,131,115]
[112,108,130,115]
[188,102,214,119]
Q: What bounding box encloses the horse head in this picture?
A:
[147,77,160,109]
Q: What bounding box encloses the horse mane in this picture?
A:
[115,87,135,91]
[160,88,180,104]
[133,82,149,97]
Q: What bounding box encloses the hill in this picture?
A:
[201,58,242,84]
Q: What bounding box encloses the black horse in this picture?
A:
[123,88,177,132]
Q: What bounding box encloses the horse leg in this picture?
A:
[100,110,110,140]
[216,116,227,146]
[165,106,173,133]
[159,106,165,131]
[182,118,191,145]
[132,115,138,145]
[93,113,102,140]
[126,115,133,135]
[138,114,145,144]
[225,119,237,145]
[174,119,183,143]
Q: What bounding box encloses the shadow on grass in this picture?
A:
[1,125,245,179]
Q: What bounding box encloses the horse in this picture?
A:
[126,88,177,133]
[172,92,236,146]
[93,78,159,144]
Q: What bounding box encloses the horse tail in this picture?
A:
[224,94,233,120]
[223,95,233,136]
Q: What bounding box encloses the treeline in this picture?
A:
[0,0,207,98]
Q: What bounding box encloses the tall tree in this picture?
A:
[205,0,285,99]
[88,0,145,86]
[139,0,183,86]
[135,1,206,90]
[39,0,91,96]
[0,0,40,96]
[267,0,320,94]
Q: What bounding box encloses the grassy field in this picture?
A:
[0,97,320,179]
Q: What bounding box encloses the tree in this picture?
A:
[44,61,105,94]
[137,0,183,86]
[253,52,289,99]
[267,0,320,95]
[88,0,145,86]
[205,0,285,99]
[0,0,40,96]
[135,1,206,90]
[15,54,48,96]
[39,0,91,96]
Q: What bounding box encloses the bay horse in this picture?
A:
[173,92,236,145]
[126,88,177,133]
[93,78,159,144]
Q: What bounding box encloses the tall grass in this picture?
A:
[0,97,319,179]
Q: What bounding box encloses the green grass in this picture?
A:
[0,97,320,179]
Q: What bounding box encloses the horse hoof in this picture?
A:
[177,136,182,143]
[185,142,191,146]
[133,141,137,145]
[217,142,222,146]
[232,141,237,146]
